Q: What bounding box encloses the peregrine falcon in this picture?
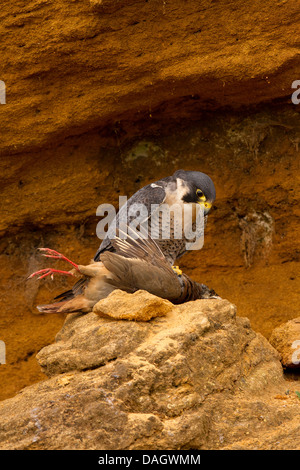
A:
[27,169,217,313]
[95,169,216,266]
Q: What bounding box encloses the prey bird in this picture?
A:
[28,225,219,314]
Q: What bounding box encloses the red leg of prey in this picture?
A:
[27,248,79,280]
[27,268,76,280]
[38,248,79,270]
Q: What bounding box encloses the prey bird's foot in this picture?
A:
[27,268,75,281]
[38,248,79,271]
[172,265,183,276]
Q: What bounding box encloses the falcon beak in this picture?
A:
[197,200,212,214]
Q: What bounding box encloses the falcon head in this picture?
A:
[173,169,216,214]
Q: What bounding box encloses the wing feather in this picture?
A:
[94,182,168,261]
[101,224,182,300]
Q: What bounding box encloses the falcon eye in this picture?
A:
[196,189,204,198]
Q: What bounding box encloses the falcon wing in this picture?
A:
[94,182,168,261]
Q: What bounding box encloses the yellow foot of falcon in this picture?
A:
[172,265,182,276]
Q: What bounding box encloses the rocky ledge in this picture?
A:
[0,290,299,450]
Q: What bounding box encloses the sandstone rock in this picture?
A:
[269,318,300,368]
[0,295,300,450]
[36,310,151,377]
[93,289,173,321]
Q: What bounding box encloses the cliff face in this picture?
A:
[0,1,300,401]
[1,0,299,155]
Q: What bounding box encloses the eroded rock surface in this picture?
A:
[0,292,299,450]
[1,0,300,155]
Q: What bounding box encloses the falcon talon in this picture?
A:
[172,265,183,276]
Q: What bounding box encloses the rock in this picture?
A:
[93,289,173,321]
[269,318,300,368]
[36,310,151,377]
[0,294,300,450]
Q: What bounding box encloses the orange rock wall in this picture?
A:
[0,1,299,400]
